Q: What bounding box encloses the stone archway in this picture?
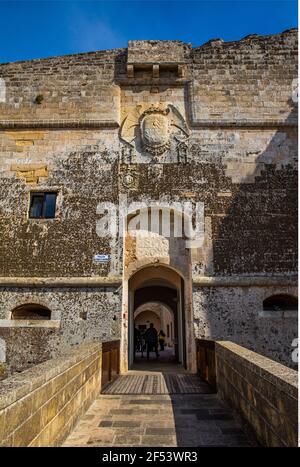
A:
[121,206,195,373]
[121,263,195,373]
[134,301,174,349]
[128,266,184,368]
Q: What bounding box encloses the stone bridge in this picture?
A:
[0,340,297,447]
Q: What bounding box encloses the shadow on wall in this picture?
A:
[196,104,298,369]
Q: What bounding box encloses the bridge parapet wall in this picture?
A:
[215,341,298,447]
[0,342,105,446]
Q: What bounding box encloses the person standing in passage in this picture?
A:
[145,323,159,360]
[158,330,166,351]
[134,326,141,357]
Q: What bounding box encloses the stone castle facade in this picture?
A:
[0,30,297,375]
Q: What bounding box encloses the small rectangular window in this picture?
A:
[29,192,57,219]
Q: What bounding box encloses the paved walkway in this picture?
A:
[63,369,252,447]
[63,394,251,447]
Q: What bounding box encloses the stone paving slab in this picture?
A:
[62,393,253,447]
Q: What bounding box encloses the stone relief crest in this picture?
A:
[140,107,170,156]
[120,103,190,162]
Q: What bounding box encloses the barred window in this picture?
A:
[29,192,57,219]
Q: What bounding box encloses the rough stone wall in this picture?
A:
[0,29,297,371]
[193,285,298,368]
[191,31,297,123]
[0,288,121,374]
[0,49,121,124]
[0,130,120,277]
[0,127,297,277]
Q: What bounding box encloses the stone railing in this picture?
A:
[0,340,120,447]
[215,341,298,447]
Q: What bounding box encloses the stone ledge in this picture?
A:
[215,341,298,397]
[258,310,297,319]
[0,120,120,130]
[0,275,297,288]
[0,319,61,328]
[1,118,297,129]
[189,119,298,128]
[193,275,297,287]
[0,276,122,288]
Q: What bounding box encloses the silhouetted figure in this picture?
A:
[144,323,159,360]
[158,330,166,351]
[134,326,141,357]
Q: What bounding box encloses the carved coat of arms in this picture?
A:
[120,104,189,161]
[140,108,170,155]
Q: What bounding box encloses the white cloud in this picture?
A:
[67,7,125,52]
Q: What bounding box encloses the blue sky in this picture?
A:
[0,0,297,63]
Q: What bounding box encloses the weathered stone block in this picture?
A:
[12,409,42,447]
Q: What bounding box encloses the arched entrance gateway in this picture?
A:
[121,206,196,373]
[129,266,186,367]
[134,302,175,352]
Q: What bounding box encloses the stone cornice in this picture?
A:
[0,119,297,131]
[0,277,122,288]
[189,120,298,129]
[0,120,120,130]
[0,275,297,288]
[192,275,298,287]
